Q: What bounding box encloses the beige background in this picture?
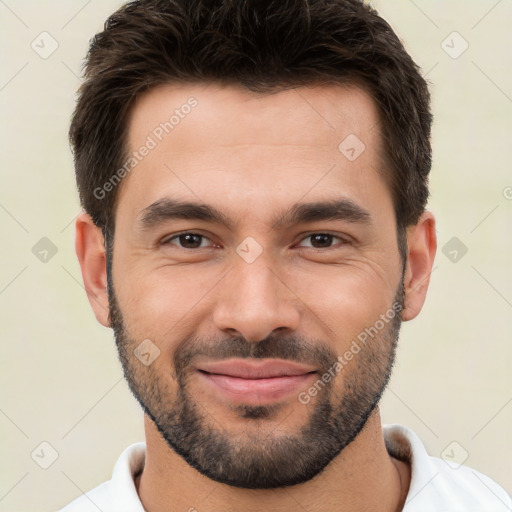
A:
[1,1,511,510]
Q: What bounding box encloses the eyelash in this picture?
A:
[161,232,349,251]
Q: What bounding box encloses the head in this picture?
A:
[73,0,436,489]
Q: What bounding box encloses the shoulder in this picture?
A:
[383,424,512,512]
[57,442,146,512]
[57,481,111,512]
[424,456,512,511]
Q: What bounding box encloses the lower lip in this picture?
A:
[197,371,316,405]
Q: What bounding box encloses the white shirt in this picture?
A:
[58,424,511,512]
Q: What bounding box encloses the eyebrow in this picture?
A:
[138,197,372,231]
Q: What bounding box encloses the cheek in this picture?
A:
[113,239,399,355]
[285,259,398,342]
[113,263,223,350]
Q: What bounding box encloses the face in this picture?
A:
[107,83,405,488]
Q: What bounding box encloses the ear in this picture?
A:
[75,213,111,327]
[402,211,437,321]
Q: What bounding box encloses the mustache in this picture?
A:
[173,333,338,376]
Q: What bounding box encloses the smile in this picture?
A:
[195,358,318,405]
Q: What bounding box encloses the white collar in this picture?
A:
[62,424,511,511]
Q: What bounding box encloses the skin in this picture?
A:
[76,83,437,512]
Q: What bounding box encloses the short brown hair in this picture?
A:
[69,0,432,261]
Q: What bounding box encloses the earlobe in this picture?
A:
[401,211,437,321]
[75,213,111,327]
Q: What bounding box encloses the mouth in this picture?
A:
[195,358,318,405]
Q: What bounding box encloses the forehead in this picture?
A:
[117,82,390,224]
[127,82,382,153]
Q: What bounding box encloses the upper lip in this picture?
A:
[196,358,317,379]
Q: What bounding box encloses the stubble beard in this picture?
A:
[107,258,404,489]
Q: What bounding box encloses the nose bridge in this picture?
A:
[212,245,300,342]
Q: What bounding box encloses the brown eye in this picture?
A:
[298,233,344,249]
[164,233,212,249]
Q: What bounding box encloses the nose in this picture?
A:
[212,253,301,343]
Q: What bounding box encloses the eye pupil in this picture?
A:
[180,234,202,248]
[311,234,333,248]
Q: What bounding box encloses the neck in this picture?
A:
[136,408,410,512]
